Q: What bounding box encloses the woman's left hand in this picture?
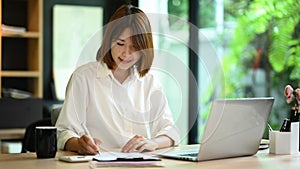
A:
[121,135,158,153]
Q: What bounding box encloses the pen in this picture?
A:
[81,123,101,156]
[279,118,291,132]
[267,123,273,132]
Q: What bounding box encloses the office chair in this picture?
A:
[50,104,62,125]
[21,105,62,153]
[21,118,52,153]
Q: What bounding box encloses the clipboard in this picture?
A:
[92,152,161,162]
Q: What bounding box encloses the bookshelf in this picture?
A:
[0,0,43,98]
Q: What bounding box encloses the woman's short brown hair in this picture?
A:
[96,5,154,77]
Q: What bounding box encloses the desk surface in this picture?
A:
[0,145,299,169]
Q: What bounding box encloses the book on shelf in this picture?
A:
[1,24,26,34]
[2,88,32,99]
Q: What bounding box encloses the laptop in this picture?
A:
[157,97,274,161]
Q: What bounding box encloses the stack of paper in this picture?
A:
[90,152,164,168]
[89,161,165,168]
[2,24,26,33]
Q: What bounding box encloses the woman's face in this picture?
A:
[111,28,141,71]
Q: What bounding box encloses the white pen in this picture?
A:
[81,123,101,156]
[267,123,273,132]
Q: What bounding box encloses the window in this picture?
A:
[139,0,189,144]
[53,4,103,100]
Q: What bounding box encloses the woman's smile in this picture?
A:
[118,56,133,64]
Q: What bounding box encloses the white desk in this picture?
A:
[0,145,299,169]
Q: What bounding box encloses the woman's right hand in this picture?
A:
[65,135,101,155]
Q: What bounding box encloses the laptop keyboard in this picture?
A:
[180,153,198,157]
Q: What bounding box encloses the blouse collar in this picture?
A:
[96,61,141,81]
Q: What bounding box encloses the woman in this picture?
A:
[55,4,180,155]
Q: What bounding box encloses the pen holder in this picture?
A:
[269,122,299,154]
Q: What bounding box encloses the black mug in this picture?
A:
[35,126,57,158]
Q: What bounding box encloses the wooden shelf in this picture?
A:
[1,31,39,38]
[0,128,25,140]
[0,0,43,98]
[1,71,40,77]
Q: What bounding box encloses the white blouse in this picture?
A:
[55,61,180,150]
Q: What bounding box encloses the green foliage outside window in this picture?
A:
[224,0,300,128]
[167,0,300,136]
